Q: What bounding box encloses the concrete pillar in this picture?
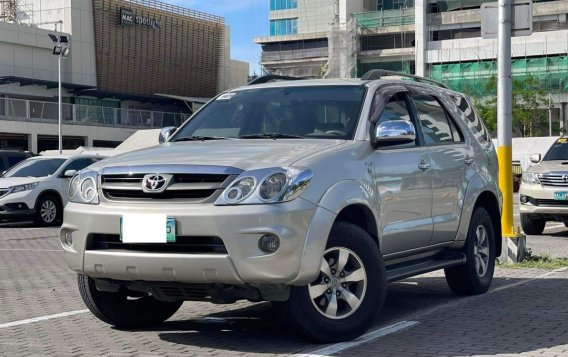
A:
[560,102,566,135]
[30,133,38,154]
[415,0,427,76]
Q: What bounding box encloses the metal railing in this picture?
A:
[0,97,188,128]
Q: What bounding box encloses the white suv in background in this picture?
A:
[0,154,105,226]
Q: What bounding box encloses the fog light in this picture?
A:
[520,195,529,204]
[63,231,74,246]
[259,234,280,253]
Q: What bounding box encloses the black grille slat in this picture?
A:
[535,199,568,207]
[103,189,217,200]
[173,174,229,184]
[88,234,228,254]
[539,173,568,187]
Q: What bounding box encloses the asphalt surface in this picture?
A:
[0,223,567,356]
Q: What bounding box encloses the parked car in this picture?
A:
[0,154,106,225]
[520,137,568,234]
[0,149,33,173]
[62,72,501,343]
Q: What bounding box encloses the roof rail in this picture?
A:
[361,69,449,89]
[247,75,311,85]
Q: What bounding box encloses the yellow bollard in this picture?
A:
[497,146,516,238]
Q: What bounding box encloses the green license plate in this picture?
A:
[120,217,176,243]
[166,218,176,242]
[554,192,568,200]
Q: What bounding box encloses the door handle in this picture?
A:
[418,162,431,170]
[465,157,474,165]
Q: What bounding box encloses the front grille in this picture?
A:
[535,199,568,207]
[538,173,568,187]
[100,172,234,202]
[88,234,228,254]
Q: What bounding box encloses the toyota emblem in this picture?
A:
[142,174,172,193]
[563,174,568,183]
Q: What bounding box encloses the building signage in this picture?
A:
[119,8,161,29]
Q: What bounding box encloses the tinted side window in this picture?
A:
[6,154,26,168]
[0,157,5,172]
[63,158,94,172]
[377,93,417,148]
[412,95,457,145]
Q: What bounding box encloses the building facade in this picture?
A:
[256,0,568,132]
[0,0,249,153]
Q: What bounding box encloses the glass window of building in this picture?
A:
[270,18,298,36]
[270,0,298,11]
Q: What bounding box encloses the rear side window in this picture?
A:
[451,95,489,143]
[412,95,461,145]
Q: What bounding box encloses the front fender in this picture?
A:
[289,180,379,285]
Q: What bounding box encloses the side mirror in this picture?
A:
[159,126,177,144]
[529,153,542,164]
[375,120,416,145]
[63,170,77,178]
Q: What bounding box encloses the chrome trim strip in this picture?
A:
[99,165,243,176]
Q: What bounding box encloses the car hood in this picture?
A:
[0,176,47,189]
[527,160,568,174]
[89,139,347,171]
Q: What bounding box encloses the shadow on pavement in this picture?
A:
[149,275,568,356]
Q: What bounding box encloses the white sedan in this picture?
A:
[0,154,106,226]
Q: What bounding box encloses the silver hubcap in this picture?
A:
[308,247,367,320]
[41,200,57,223]
[473,225,490,277]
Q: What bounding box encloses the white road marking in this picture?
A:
[296,267,568,357]
[293,321,419,357]
[0,310,89,329]
[0,248,62,252]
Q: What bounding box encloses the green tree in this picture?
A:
[474,75,547,137]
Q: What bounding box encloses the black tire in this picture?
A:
[274,222,386,343]
[34,194,62,226]
[78,274,182,329]
[445,206,496,295]
[521,214,545,235]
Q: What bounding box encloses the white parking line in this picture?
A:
[0,248,63,252]
[296,267,568,357]
[0,310,89,329]
[293,321,419,357]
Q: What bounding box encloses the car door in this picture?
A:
[408,90,472,245]
[370,87,433,255]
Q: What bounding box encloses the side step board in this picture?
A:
[386,252,467,283]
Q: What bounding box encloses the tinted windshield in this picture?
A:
[172,86,366,140]
[3,158,66,178]
[544,138,568,161]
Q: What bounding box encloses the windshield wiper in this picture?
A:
[170,136,234,142]
[240,133,303,139]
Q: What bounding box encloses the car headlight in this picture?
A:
[522,172,541,185]
[69,169,99,204]
[9,182,39,194]
[215,167,313,205]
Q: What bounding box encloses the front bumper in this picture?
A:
[61,198,336,286]
[519,183,568,215]
[0,191,36,220]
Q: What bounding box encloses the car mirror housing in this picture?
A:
[159,127,178,144]
[375,120,416,146]
[63,170,78,178]
[529,153,542,163]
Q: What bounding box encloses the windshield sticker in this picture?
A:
[217,92,236,100]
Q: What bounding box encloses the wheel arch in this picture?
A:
[474,191,502,256]
[35,189,63,210]
[335,204,379,249]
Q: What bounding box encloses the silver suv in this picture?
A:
[62,71,502,343]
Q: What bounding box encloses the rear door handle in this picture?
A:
[418,162,431,170]
[465,157,474,165]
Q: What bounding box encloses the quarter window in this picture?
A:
[412,95,461,145]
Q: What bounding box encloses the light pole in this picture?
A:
[49,34,70,154]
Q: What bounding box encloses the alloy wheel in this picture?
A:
[308,247,367,319]
[473,224,490,277]
[40,199,57,223]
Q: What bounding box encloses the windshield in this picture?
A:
[544,138,568,161]
[171,86,367,141]
[2,158,66,178]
